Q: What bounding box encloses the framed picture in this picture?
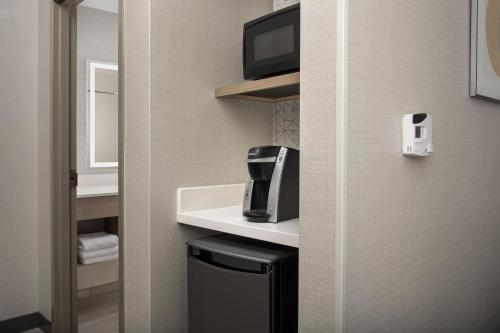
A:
[470,0,500,102]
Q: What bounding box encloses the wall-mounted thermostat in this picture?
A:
[402,113,433,156]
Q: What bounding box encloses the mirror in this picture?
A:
[87,61,118,168]
[76,0,119,175]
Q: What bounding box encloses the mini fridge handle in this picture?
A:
[188,247,269,274]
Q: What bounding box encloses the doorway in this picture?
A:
[52,0,123,332]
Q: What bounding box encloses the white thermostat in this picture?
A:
[402,113,433,156]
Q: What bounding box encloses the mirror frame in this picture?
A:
[87,60,119,168]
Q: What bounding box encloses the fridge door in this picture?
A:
[187,255,272,333]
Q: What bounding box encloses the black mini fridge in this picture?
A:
[187,234,298,333]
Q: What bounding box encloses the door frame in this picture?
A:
[118,0,125,331]
[52,1,73,332]
[52,0,124,332]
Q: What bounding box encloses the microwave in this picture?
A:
[243,4,300,80]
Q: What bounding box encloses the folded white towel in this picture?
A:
[79,252,118,265]
[78,232,119,252]
[79,246,118,260]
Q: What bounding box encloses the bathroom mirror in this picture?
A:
[87,60,118,168]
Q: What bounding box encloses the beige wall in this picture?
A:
[149,1,273,331]
[38,0,53,321]
[0,0,52,321]
[299,0,337,331]
[124,0,273,331]
[123,0,151,331]
[346,0,500,331]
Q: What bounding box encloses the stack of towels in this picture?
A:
[78,232,119,265]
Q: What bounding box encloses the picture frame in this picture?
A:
[470,0,500,102]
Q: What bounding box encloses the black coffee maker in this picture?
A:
[243,146,299,223]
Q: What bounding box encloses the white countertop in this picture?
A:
[178,205,299,247]
[77,185,119,198]
[177,184,299,247]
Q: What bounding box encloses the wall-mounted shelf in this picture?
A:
[215,72,299,103]
[78,260,119,290]
[77,185,119,199]
[77,194,119,221]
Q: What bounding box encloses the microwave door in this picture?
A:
[253,25,295,63]
[244,6,300,79]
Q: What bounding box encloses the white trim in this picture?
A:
[80,0,119,14]
[335,0,348,332]
[470,0,478,96]
[87,60,119,168]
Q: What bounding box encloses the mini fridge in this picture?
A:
[187,234,298,333]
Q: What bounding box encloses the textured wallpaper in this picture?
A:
[346,1,500,331]
[272,0,300,150]
[0,0,40,321]
[122,0,152,331]
[147,0,273,331]
[298,0,337,331]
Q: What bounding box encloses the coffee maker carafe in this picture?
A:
[243,146,299,223]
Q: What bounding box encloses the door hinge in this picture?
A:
[70,170,78,188]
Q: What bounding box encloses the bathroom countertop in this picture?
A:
[177,184,299,247]
[77,185,119,198]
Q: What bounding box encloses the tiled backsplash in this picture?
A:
[272,0,300,149]
[273,0,299,10]
[273,100,300,149]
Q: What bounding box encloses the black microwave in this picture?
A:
[243,4,300,80]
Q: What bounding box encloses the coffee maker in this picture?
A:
[243,146,299,223]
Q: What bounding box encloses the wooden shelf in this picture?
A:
[78,260,118,290]
[77,195,119,221]
[215,72,299,103]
